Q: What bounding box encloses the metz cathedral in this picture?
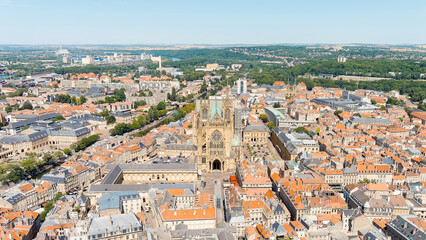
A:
[193,91,242,172]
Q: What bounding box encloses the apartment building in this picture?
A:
[271,128,319,161]
[0,181,57,211]
[156,192,216,230]
[87,213,143,240]
[41,162,96,193]
[236,160,273,189]
[386,214,426,240]
[98,191,141,217]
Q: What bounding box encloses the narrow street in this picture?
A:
[200,172,232,225]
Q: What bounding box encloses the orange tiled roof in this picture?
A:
[159,204,215,221]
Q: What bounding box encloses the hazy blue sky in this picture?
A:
[1,0,425,45]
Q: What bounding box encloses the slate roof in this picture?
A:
[87,213,143,237]
[6,112,60,129]
[68,114,105,122]
[244,125,268,132]
[89,183,195,193]
[166,144,196,151]
[102,163,197,184]
[350,116,391,125]
[99,191,140,211]
[0,126,90,144]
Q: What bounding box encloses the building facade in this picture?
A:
[243,125,269,145]
[193,92,242,172]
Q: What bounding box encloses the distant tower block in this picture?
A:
[337,55,347,63]
[236,78,247,94]
[159,56,162,68]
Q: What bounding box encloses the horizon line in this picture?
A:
[1,43,425,47]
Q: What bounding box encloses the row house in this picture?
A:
[0,181,57,211]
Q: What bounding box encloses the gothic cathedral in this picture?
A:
[193,92,242,172]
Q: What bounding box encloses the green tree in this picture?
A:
[134,100,147,109]
[152,107,159,120]
[315,128,321,134]
[200,80,208,93]
[6,165,26,183]
[294,127,309,134]
[54,115,66,121]
[75,97,82,105]
[99,109,110,118]
[71,96,77,105]
[98,109,116,124]
[130,119,141,130]
[63,148,72,156]
[334,110,342,116]
[72,134,100,152]
[157,101,166,110]
[171,87,177,100]
[54,151,64,160]
[137,115,147,127]
[21,158,38,175]
[259,114,268,123]
[5,106,12,113]
[40,201,54,221]
[360,178,371,184]
[267,121,276,130]
[273,102,281,108]
[54,94,72,103]
[158,109,167,116]
[43,153,55,165]
[110,123,132,136]
[21,101,33,110]
[106,115,116,125]
[80,96,87,104]
[168,87,177,101]
[113,88,126,102]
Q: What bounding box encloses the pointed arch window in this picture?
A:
[225,108,231,120]
[202,108,208,120]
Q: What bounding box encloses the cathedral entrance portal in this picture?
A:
[212,160,222,171]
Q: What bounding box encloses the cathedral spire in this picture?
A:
[225,87,230,99]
